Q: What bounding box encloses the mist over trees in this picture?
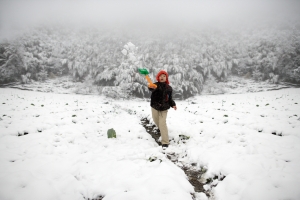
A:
[1,0,300,99]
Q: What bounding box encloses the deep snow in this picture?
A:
[0,88,300,200]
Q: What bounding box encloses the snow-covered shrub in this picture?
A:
[21,73,31,84]
[101,86,125,99]
[74,75,95,94]
[252,69,263,81]
[202,74,226,95]
[0,43,24,83]
[36,69,48,82]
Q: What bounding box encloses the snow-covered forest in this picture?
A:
[1,1,300,99]
[1,23,300,99]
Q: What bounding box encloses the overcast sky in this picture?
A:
[1,0,300,33]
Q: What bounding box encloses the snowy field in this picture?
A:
[0,88,300,200]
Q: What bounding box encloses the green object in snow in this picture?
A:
[138,68,149,75]
[107,128,116,138]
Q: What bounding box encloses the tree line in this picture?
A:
[1,22,300,99]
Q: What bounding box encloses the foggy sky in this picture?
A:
[1,0,300,34]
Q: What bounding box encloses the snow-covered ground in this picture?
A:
[0,88,300,200]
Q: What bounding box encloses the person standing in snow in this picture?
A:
[148,70,177,149]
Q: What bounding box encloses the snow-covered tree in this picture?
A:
[1,20,300,95]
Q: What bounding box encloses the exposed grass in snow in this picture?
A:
[0,88,300,200]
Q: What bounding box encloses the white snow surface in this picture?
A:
[0,88,300,200]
